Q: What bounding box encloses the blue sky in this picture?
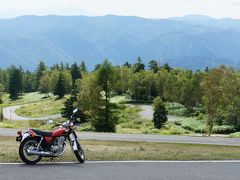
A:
[0,0,240,19]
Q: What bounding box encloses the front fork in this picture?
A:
[69,132,79,151]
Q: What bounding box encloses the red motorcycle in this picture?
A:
[16,109,85,164]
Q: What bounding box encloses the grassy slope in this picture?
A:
[2,92,48,106]
[15,97,67,117]
[1,136,240,162]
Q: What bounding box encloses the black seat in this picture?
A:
[31,129,52,137]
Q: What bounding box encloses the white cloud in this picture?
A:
[0,0,239,19]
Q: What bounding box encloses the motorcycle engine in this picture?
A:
[51,136,66,155]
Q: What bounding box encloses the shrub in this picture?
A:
[229,132,240,138]
[153,97,168,129]
[180,117,205,133]
[212,125,236,134]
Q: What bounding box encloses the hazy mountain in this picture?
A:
[0,15,240,70]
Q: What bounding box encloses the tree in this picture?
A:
[149,60,159,73]
[50,70,72,98]
[8,66,23,100]
[39,71,51,97]
[0,83,4,104]
[79,61,87,73]
[70,62,81,85]
[201,66,239,135]
[35,61,47,89]
[95,60,117,132]
[128,71,156,102]
[61,95,86,123]
[77,73,102,129]
[53,72,65,98]
[52,71,72,98]
[23,70,35,92]
[114,66,132,94]
[132,57,145,73]
[153,96,168,129]
[161,63,172,72]
[123,61,131,68]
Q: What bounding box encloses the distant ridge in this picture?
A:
[0,14,240,70]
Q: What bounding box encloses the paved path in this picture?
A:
[2,105,61,121]
[138,104,181,121]
[1,128,240,146]
[1,161,240,180]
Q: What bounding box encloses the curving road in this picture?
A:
[2,105,61,121]
[1,128,240,146]
[1,161,240,180]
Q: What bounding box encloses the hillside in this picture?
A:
[0,15,240,70]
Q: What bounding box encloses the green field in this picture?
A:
[15,97,67,117]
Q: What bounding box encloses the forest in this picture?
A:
[0,58,240,134]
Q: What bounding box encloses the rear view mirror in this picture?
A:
[47,120,53,125]
[73,109,78,114]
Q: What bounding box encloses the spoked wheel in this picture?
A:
[74,140,85,163]
[19,138,42,164]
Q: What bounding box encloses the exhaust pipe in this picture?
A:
[27,149,52,156]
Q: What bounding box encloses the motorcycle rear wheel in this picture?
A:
[19,137,42,164]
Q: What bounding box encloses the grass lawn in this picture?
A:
[2,92,49,106]
[1,136,240,163]
[15,97,68,118]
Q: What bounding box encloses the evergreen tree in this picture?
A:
[79,61,87,72]
[148,60,159,73]
[23,70,35,92]
[123,61,131,68]
[35,61,47,89]
[95,60,117,132]
[8,66,23,100]
[61,95,86,123]
[132,57,145,73]
[153,96,168,129]
[161,63,172,72]
[71,62,82,84]
[53,72,66,98]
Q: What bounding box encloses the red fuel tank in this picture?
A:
[52,128,67,137]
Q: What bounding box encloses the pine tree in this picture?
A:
[71,62,81,84]
[132,57,145,73]
[153,96,168,129]
[148,60,159,73]
[61,95,86,123]
[94,60,117,132]
[79,61,87,72]
[8,66,23,100]
[53,72,66,98]
[35,61,47,89]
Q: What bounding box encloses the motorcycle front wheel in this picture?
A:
[19,137,42,164]
[74,140,85,163]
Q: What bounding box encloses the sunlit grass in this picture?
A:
[15,97,67,117]
[1,136,240,162]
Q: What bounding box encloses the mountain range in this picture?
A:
[0,14,240,70]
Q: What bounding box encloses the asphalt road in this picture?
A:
[1,161,240,180]
[1,128,240,146]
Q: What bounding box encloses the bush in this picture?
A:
[153,97,168,129]
[212,125,236,134]
[166,102,188,116]
[180,117,206,133]
[229,132,240,138]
